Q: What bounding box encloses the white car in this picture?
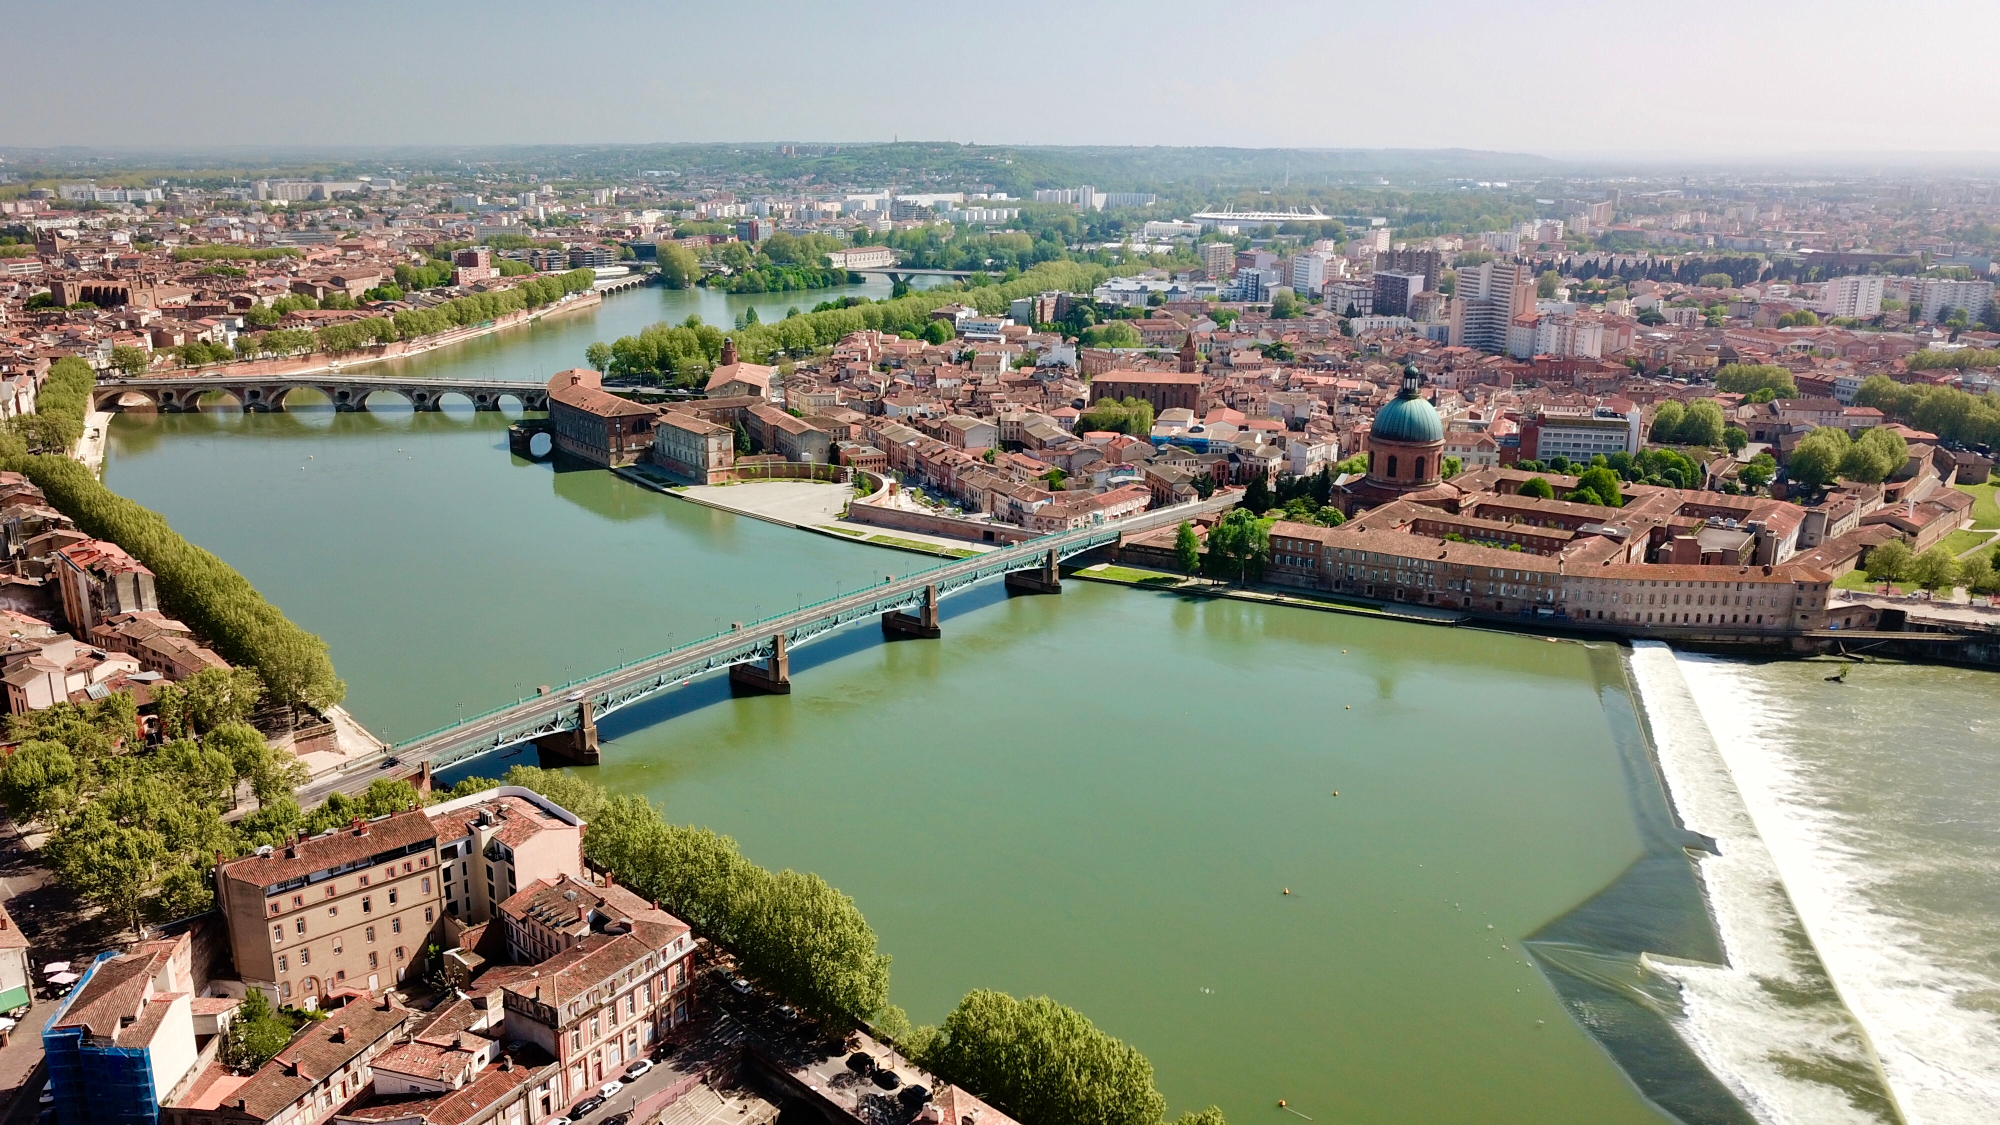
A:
[729,977,753,995]
[598,1080,624,1099]
[623,1059,653,1081]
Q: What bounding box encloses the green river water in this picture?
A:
[98,282,1752,1124]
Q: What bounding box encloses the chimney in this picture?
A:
[721,337,738,366]
[332,1024,348,1044]
[603,872,614,888]
[570,373,582,387]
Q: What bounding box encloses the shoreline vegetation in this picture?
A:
[8,358,344,713]
[487,765,1226,1125]
[593,258,1109,386]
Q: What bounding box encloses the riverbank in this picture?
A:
[611,467,991,559]
[72,408,111,476]
[146,287,607,384]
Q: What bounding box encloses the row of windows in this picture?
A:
[266,859,431,916]
[271,884,429,941]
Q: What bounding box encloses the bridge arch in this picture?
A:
[360,389,418,412]
[273,385,337,412]
[93,387,160,412]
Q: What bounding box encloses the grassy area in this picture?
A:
[1939,529,1993,557]
[1956,481,2000,529]
[814,524,866,538]
[864,534,977,558]
[1835,569,1911,594]
[1081,564,1189,585]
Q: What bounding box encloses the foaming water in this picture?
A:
[1669,651,2000,1125]
[1626,642,1900,1125]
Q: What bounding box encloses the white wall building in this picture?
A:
[1916,278,1994,324]
[1819,275,1885,319]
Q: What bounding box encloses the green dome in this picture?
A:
[1371,372,1443,444]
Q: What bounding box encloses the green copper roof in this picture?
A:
[1371,366,1443,443]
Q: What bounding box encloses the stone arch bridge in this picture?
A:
[91,374,549,413]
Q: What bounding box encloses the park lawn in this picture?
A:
[1835,568,1912,594]
[1956,481,2000,529]
[1080,564,1189,585]
[864,534,977,558]
[1938,529,1993,557]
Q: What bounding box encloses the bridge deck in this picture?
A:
[397,495,1235,768]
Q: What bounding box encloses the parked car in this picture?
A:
[569,1095,606,1117]
[598,1080,624,1099]
[729,977,752,995]
[775,1004,799,1021]
[622,1059,653,1081]
[650,1042,677,1063]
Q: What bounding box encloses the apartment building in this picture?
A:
[1200,242,1235,282]
[1819,275,1884,319]
[1915,277,1994,323]
[1451,260,1536,353]
[1326,279,1374,316]
[427,788,587,927]
[1372,271,1426,317]
[54,538,159,634]
[216,811,442,1008]
[1519,405,1641,461]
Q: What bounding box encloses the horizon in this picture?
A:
[5,0,1998,156]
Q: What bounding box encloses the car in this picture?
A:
[379,756,400,769]
[603,1115,631,1125]
[775,1004,799,1021]
[598,1080,624,1099]
[569,1095,606,1117]
[650,1042,677,1063]
[565,691,585,702]
[729,977,752,995]
[622,1059,653,1081]
[38,1085,53,1105]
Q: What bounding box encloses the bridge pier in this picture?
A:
[1004,549,1063,595]
[882,584,942,639]
[728,633,791,694]
[533,698,601,765]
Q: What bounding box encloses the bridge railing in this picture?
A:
[395,498,1225,752]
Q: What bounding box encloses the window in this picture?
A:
[336,970,346,983]
[403,861,414,874]
[391,918,402,934]
[292,894,303,908]
[278,956,288,973]
[424,907,434,923]
[273,925,285,944]
[368,952,378,969]
[326,886,337,899]
[1387,455,1398,477]
[296,918,307,935]
[358,875,369,887]
[332,937,343,954]
[365,927,376,943]
[395,946,405,961]
[421,878,431,895]
[362,897,372,914]
[300,949,310,966]
[269,903,280,917]
[388,889,398,905]
[281,982,292,1000]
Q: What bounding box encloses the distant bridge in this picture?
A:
[395,493,1237,770]
[849,266,978,284]
[91,374,548,413]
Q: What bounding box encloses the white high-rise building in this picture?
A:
[1819,275,1885,319]
[1290,253,1331,297]
[1451,260,1535,353]
[1915,278,1994,324]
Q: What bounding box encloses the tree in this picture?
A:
[1537,270,1561,298]
[1173,521,1200,576]
[1268,289,1299,319]
[1518,476,1555,500]
[1699,272,1736,289]
[1566,466,1625,508]
[918,990,1167,1125]
[1242,475,1273,515]
[1649,401,1686,443]
[1788,427,1852,490]
[584,341,612,371]
[1908,544,1960,594]
[1680,399,1726,447]
[224,986,299,1070]
[734,421,752,454]
[1843,426,1907,484]
[1441,455,1462,480]
[1079,321,1139,348]
[1957,550,1995,596]
[1714,364,1798,399]
[1203,510,1270,583]
[1864,539,1912,583]
[1724,426,1749,453]
[110,345,151,375]
[657,244,701,289]
[152,666,263,740]
[1738,453,1777,488]
[921,318,954,345]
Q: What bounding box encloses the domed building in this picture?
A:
[1337,364,1452,512]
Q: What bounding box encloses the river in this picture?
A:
[96,282,1995,1124]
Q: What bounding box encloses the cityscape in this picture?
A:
[0,5,1998,1125]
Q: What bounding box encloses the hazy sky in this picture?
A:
[6,0,1999,157]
